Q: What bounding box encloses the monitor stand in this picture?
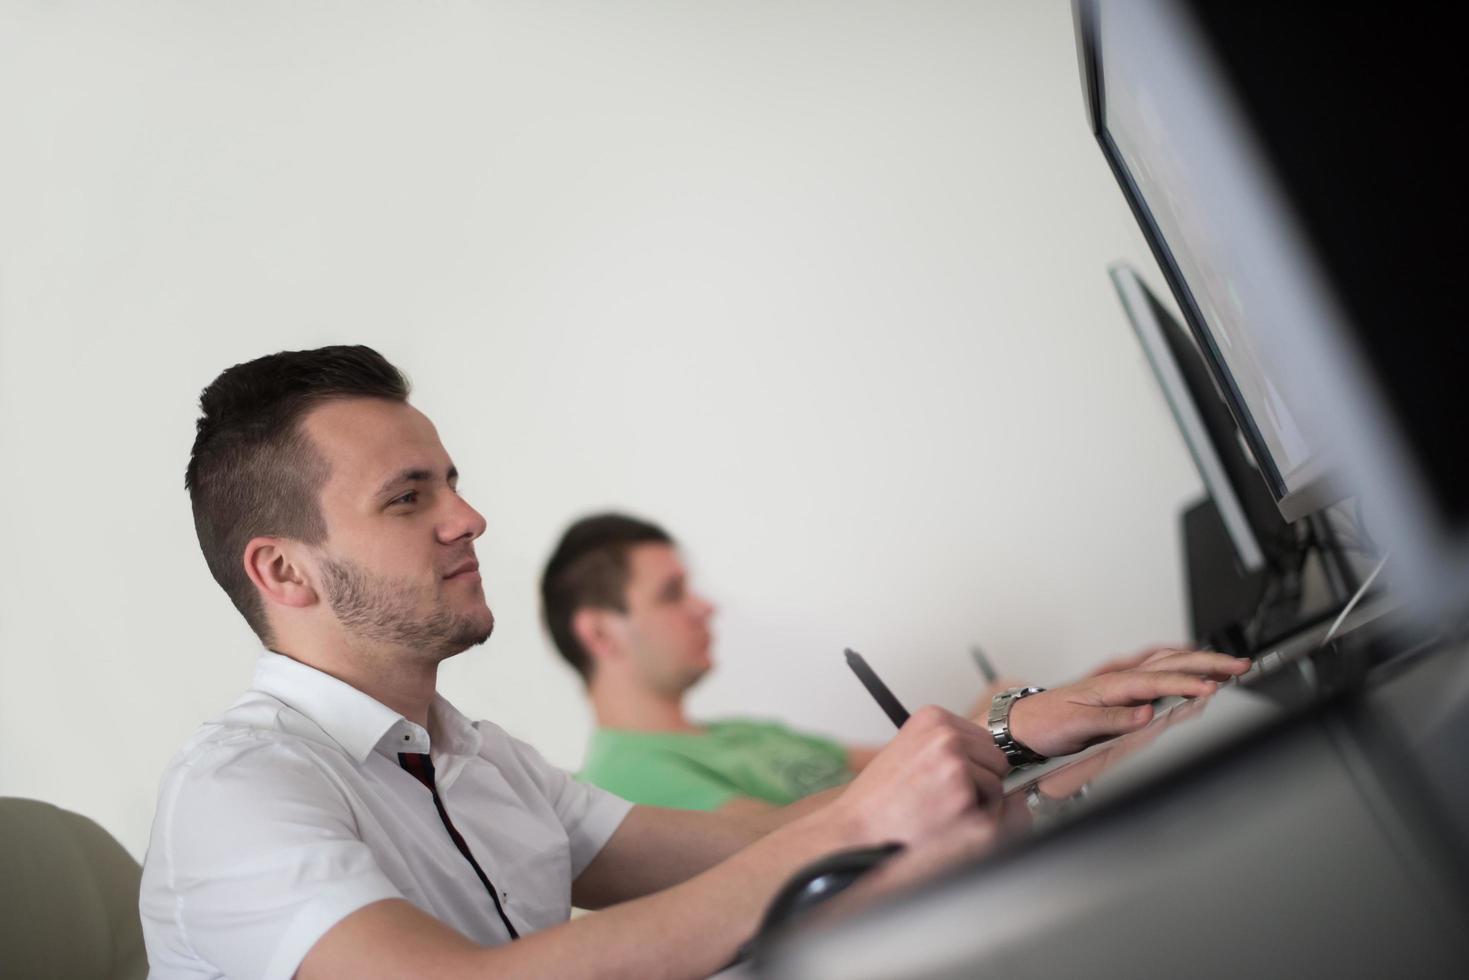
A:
[1182,497,1265,657]
[1182,497,1355,659]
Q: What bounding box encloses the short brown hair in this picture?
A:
[185,345,411,642]
[540,513,673,680]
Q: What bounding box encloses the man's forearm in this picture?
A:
[517,810,862,977]
[735,785,845,836]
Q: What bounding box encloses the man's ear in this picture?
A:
[571,607,626,668]
[242,537,319,613]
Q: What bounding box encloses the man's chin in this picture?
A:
[680,661,712,691]
[461,612,495,649]
[436,611,494,658]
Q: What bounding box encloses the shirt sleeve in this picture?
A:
[499,733,634,878]
[139,735,402,980]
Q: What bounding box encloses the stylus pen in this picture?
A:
[844,648,911,728]
[970,645,998,684]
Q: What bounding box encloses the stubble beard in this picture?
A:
[319,556,494,661]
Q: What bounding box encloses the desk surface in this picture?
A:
[759,611,1469,980]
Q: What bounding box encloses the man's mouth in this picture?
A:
[443,559,480,581]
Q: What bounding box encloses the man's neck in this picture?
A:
[589,676,698,733]
[274,639,440,728]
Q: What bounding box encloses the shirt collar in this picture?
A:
[428,694,482,758]
[250,652,479,765]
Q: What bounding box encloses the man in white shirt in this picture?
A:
[140,345,1247,979]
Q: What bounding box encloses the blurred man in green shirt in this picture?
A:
[542,513,1228,815]
[542,515,884,814]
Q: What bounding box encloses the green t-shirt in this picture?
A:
[578,719,854,811]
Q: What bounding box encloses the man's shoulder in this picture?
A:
[146,692,366,873]
[705,717,798,738]
[160,690,348,787]
[578,729,739,810]
[580,726,697,776]
[583,719,796,754]
[706,717,847,754]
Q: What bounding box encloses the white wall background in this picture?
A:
[0,0,1201,859]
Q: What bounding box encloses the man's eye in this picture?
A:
[391,491,419,506]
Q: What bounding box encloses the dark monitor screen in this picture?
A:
[1178,5,1469,532]
[1077,0,1338,521]
[1077,1,1469,623]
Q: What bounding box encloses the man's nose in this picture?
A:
[692,594,716,620]
[439,492,487,543]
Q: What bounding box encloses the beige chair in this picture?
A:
[0,797,147,979]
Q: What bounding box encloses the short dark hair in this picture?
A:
[541,513,674,680]
[185,345,411,643]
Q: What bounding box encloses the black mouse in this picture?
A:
[756,842,904,935]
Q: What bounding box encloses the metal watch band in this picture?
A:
[988,686,1048,767]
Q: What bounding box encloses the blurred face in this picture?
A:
[618,543,716,696]
[302,398,493,661]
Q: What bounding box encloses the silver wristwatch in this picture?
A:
[988,686,1048,767]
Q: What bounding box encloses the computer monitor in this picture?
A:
[1074,1,1469,624]
[1109,262,1293,574]
[1074,0,1338,523]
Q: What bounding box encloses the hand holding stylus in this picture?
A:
[833,700,1007,845]
[842,649,1006,833]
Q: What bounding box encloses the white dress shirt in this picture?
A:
[139,652,632,980]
